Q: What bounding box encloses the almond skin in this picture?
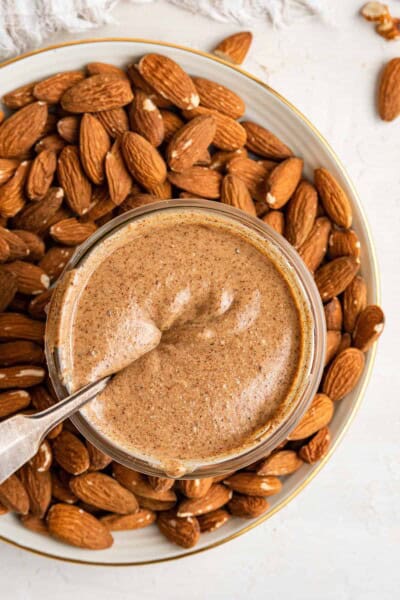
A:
[241,121,293,160]
[328,228,361,261]
[3,82,36,109]
[121,131,167,189]
[323,348,365,401]
[57,146,92,215]
[69,472,138,514]
[157,510,200,548]
[2,261,49,295]
[352,305,385,351]
[0,226,30,259]
[161,110,185,143]
[101,509,156,531]
[94,108,129,138]
[0,313,45,342]
[298,217,332,272]
[177,484,232,517]
[167,114,216,172]
[197,508,230,532]
[79,113,111,185]
[0,101,48,158]
[112,463,177,502]
[47,503,113,549]
[213,32,253,65]
[343,276,367,333]
[0,389,31,418]
[256,450,303,477]
[0,161,30,218]
[52,431,90,475]
[86,441,112,472]
[39,246,74,281]
[0,158,19,185]
[325,330,342,365]
[223,473,282,497]
[34,71,85,104]
[178,478,214,499]
[314,168,352,228]
[61,74,133,113]
[227,156,275,204]
[221,173,256,216]
[129,89,165,147]
[227,494,269,518]
[266,157,303,209]
[378,58,400,121]
[288,393,334,440]
[192,76,245,119]
[168,167,222,199]
[26,150,57,201]
[285,180,318,247]
[315,256,360,302]
[57,115,80,143]
[14,229,45,261]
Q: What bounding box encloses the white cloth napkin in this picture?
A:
[0,0,323,59]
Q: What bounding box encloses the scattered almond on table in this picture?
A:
[0,41,384,550]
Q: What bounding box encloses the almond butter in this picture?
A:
[47,503,113,549]
[0,474,30,514]
[0,101,48,158]
[49,218,97,246]
[61,74,133,113]
[121,131,166,190]
[177,484,232,517]
[157,509,200,548]
[167,114,216,172]
[52,431,90,475]
[192,76,245,119]
[314,168,352,228]
[70,472,138,514]
[299,426,331,464]
[223,473,282,496]
[213,31,253,65]
[221,173,256,215]
[101,509,156,531]
[323,348,365,401]
[315,256,360,301]
[228,494,269,518]
[242,121,293,160]
[324,297,343,331]
[343,275,368,333]
[285,180,318,247]
[0,389,31,418]
[352,305,385,351]
[298,217,332,272]
[257,450,303,477]
[168,166,221,198]
[79,113,111,185]
[288,393,334,440]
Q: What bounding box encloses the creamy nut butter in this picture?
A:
[48,207,314,475]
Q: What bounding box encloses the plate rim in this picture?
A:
[0,36,381,567]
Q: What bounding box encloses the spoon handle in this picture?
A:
[0,377,110,485]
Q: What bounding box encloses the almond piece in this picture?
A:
[121,131,166,190]
[39,246,74,281]
[0,269,18,312]
[285,180,318,247]
[228,494,269,518]
[257,450,303,476]
[3,261,49,295]
[221,173,256,215]
[0,365,45,389]
[352,305,385,351]
[13,187,64,234]
[0,313,44,342]
[315,256,360,302]
[361,2,391,22]
[323,348,365,401]
[101,509,156,531]
[192,76,245,119]
[328,228,361,261]
[378,58,400,121]
[3,82,36,109]
[223,473,282,496]
[86,441,112,472]
[57,146,92,215]
[241,121,293,160]
[183,106,246,151]
[167,115,216,172]
[0,158,19,185]
[57,116,80,143]
[129,89,164,147]
[70,472,138,514]
[0,474,30,514]
[324,297,343,331]
[0,101,48,158]
[288,393,334,440]
[50,218,97,246]
[79,113,110,185]
[47,503,113,549]
[0,389,31,418]
[161,110,185,143]
[298,217,332,272]
[177,484,232,517]
[61,74,133,113]
[157,510,200,548]
[213,32,253,65]
[138,54,199,111]
[52,431,90,475]
[178,478,214,499]
[325,330,342,365]
[0,160,30,218]
[266,157,303,209]
[29,440,53,472]
[314,168,352,228]
[87,62,128,79]
[14,230,45,262]
[299,426,331,464]
[168,167,221,198]
[343,275,368,332]
[19,463,52,517]
[197,508,230,532]
[33,71,85,104]
[147,476,175,493]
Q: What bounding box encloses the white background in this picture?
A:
[1,1,399,598]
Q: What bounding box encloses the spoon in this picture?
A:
[0,377,110,485]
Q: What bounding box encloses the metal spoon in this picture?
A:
[0,377,110,485]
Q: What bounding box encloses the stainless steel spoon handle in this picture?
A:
[0,377,110,485]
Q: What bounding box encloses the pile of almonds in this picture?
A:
[0,43,384,551]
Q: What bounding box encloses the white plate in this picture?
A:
[0,39,380,566]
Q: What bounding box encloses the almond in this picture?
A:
[343,275,367,332]
[285,180,318,247]
[161,110,185,143]
[70,472,138,514]
[227,156,275,204]
[147,179,172,199]
[14,230,45,261]
[13,187,64,233]
[57,115,80,143]
[157,509,200,548]
[136,497,176,512]
[0,101,48,158]
[47,503,113,549]
[121,131,167,189]
[61,74,133,113]
[262,210,285,235]
[0,365,45,389]
[378,58,400,121]
[299,426,331,464]
[360,2,391,22]
[51,472,77,504]
[101,509,156,531]
[266,157,303,209]
[58,146,91,215]
[49,218,97,246]
[0,313,45,342]
[79,113,110,185]
[0,158,19,185]
[147,476,174,493]
[241,121,293,160]
[256,450,303,476]
[298,217,332,272]
[39,246,74,281]
[178,478,214,499]
[221,173,256,215]
[197,508,230,532]
[192,76,245,119]
[0,236,10,263]
[314,168,352,228]
[0,269,18,311]
[0,474,30,514]
[86,441,112,472]
[52,431,90,475]
[86,62,128,79]
[3,82,36,109]
[35,134,66,154]
[213,31,253,65]
[33,71,85,104]
[323,348,365,401]
[337,331,351,354]
[29,440,53,472]
[0,226,30,259]
[127,64,171,108]
[324,297,343,331]
[19,463,52,517]
[183,106,246,151]
[3,261,49,295]
[223,473,282,496]
[210,147,248,171]
[328,228,361,261]
[325,330,342,365]
[28,289,53,320]
[177,484,232,517]
[0,389,31,418]
[227,494,269,518]
[112,463,177,502]
[315,256,360,301]
[167,114,216,172]
[352,305,385,351]
[288,393,334,440]
[0,160,30,218]
[129,89,164,147]
[20,514,49,535]
[168,166,221,198]
[138,54,199,111]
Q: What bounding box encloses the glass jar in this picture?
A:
[45,199,326,479]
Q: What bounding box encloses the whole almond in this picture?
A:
[221,173,256,215]
[127,64,171,108]
[288,393,334,440]
[298,217,332,272]
[39,246,74,281]
[352,305,385,351]
[299,426,331,464]
[325,330,342,365]
[52,430,90,475]
[29,440,53,472]
[266,157,303,209]
[47,503,113,549]
[61,74,133,113]
[136,496,176,512]
[3,82,36,109]
[0,226,30,259]
[257,450,303,476]
[167,115,216,172]
[241,121,293,160]
[223,473,282,496]
[378,58,400,121]
[34,71,85,104]
[262,210,285,235]
[112,463,176,502]
[121,131,167,189]
[0,160,30,218]
[86,441,112,472]
[20,514,49,535]
[210,147,248,171]
[70,472,138,514]
[328,228,361,261]
[80,113,111,185]
[343,275,368,332]
[0,365,45,389]
[57,116,80,143]
[129,89,164,147]
[314,168,352,228]
[101,509,156,531]
[0,389,31,418]
[227,156,275,203]
[323,348,365,401]
[213,31,253,65]
[147,179,172,200]
[315,256,360,301]
[57,146,92,215]
[0,474,30,514]
[0,313,45,342]
[28,289,53,320]
[324,297,343,331]
[138,54,199,110]
[192,76,245,119]
[87,62,128,79]
[19,463,52,517]
[50,218,97,246]
[0,236,10,263]
[13,187,64,233]
[197,508,230,532]
[177,484,232,517]
[168,166,221,198]
[3,261,49,295]
[178,478,214,499]
[228,494,269,518]
[337,333,353,358]
[183,106,246,151]
[0,101,48,158]
[0,269,18,312]
[0,158,19,185]
[14,230,45,262]
[285,180,318,247]
[51,472,77,504]
[157,510,200,548]
[92,108,129,139]
[161,110,185,143]
[147,476,175,493]
[35,134,66,154]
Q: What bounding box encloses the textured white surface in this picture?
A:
[0,0,398,598]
